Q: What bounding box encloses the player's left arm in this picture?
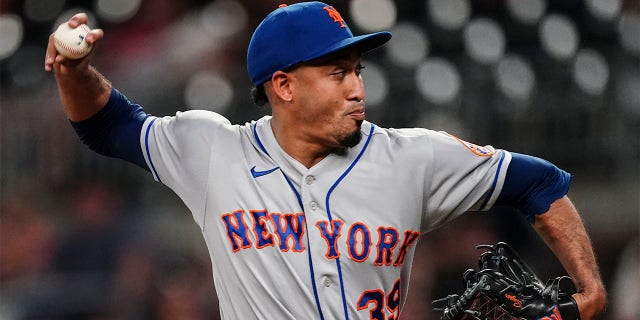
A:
[533,197,607,320]
[496,153,607,319]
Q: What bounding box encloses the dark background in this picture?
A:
[1,0,638,319]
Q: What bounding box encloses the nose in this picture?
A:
[347,72,365,103]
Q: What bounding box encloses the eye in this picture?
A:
[356,64,365,76]
[331,69,347,77]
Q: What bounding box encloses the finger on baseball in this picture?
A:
[68,13,89,28]
[52,54,68,74]
[45,33,58,71]
[84,29,104,45]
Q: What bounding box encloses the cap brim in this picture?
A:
[302,31,392,64]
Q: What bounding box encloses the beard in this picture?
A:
[338,120,363,148]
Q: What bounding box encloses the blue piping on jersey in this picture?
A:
[278,171,327,320]
[253,122,270,156]
[325,124,375,320]
[252,122,325,320]
[145,118,162,183]
[479,151,506,210]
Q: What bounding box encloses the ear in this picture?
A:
[270,71,293,102]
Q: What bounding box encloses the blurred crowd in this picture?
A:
[1,0,638,319]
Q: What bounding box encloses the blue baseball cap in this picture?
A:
[247,1,392,85]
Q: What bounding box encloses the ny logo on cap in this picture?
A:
[323,6,346,28]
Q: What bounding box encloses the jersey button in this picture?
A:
[323,277,332,287]
[310,201,318,211]
[305,175,315,185]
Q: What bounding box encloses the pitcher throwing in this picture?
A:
[45,2,606,319]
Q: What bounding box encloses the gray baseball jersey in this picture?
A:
[140,111,511,319]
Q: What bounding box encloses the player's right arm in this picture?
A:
[45,14,227,222]
[45,14,150,169]
[45,13,110,122]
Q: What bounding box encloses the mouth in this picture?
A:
[347,108,366,121]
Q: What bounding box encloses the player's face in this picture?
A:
[288,50,366,149]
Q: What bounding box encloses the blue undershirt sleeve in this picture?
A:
[70,88,149,170]
[496,152,572,223]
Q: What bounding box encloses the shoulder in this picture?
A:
[368,123,454,149]
[171,109,232,126]
[363,123,445,163]
[141,110,243,149]
[149,110,233,133]
[367,124,503,165]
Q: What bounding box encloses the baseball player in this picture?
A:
[45,2,606,319]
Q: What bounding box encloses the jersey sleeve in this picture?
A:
[423,131,511,231]
[496,152,572,222]
[140,110,232,226]
[70,88,149,170]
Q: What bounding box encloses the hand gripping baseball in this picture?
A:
[45,13,111,122]
[45,13,104,74]
[433,242,580,320]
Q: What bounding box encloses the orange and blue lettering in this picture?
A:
[221,209,252,252]
[374,227,399,266]
[347,222,371,262]
[386,278,401,320]
[393,230,420,267]
[356,280,403,320]
[250,209,274,249]
[316,219,344,259]
[271,212,306,252]
[356,289,385,320]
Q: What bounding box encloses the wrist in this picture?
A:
[572,287,607,320]
[56,65,112,121]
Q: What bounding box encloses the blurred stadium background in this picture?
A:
[1,0,638,319]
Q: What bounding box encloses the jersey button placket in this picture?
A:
[300,174,342,312]
[305,175,315,185]
[304,175,318,211]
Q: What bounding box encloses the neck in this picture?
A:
[270,117,339,168]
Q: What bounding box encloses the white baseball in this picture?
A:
[54,23,92,59]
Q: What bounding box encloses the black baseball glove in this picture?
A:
[433,242,580,320]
